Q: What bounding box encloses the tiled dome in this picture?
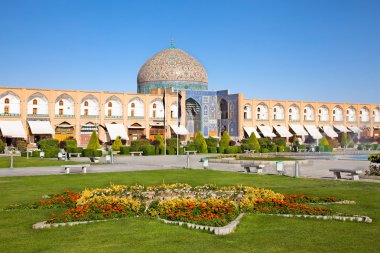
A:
[137,47,208,93]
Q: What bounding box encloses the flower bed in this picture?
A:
[9,184,363,230]
[147,198,239,227]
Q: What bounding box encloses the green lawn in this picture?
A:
[0,157,83,168]
[0,169,379,253]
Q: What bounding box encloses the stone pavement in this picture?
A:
[0,155,374,182]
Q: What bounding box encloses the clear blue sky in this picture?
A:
[0,0,379,103]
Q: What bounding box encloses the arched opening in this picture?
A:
[186,98,201,136]
[220,99,228,119]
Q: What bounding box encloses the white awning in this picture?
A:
[289,124,309,136]
[304,125,323,140]
[105,123,128,140]
[273,125,293,138]
[243,127,261,138]
[348,126,361,133]
[334,125,351,133]
[170,125,189,135]
[321,126,338,138]
[0,121,27,139]
[28,121,54,135]
[150,122,164,126]
[257,125,276,138]
[128,125,145,129]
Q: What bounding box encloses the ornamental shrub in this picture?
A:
[208,147,217,153]
[225,146,238,154]
[328,138,340,148]
[347,134,355,148]
[261,148,269,153]
[32,150,41,157]
[273,137,286,147]
[0,139,5,153]
[130,139,150,152]
[65,139,77,149]
[87,131,100,150]
[141,145,155,156]
[38,138,60,158]
[241,133,260,152]
[166,138,178,148]
[82,149,102,157]
[16,140,27,152]
[154,134,165,155]
[166,147,175,155]
[194,131,208,153]
[112,136,123,151]
[119,146,130,155]
[341,132,348,148]
[368,153,380,164]
[220,131,231,149]
[320,136,329,146]
[205,137,218,148]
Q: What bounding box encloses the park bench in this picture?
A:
[89,157,100,163]
[241,164,265,174]
[69,153,81,158]
[130,151,143,156]
[61,164,90,174]
[329,168,362,181]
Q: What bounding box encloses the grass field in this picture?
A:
[0,157,83,168]
[0,169,379,253]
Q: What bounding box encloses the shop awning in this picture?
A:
[28,121,54,135]
[170,125,189,135]
[273,125,293,138]
[257,125,276,138]
[243,127,261,138]
[321,126,338,138]
[289,124,308,136]
[105,123,128,140]
[128,125,145,129]
[0,121,27,139]
[348,126,361,133]
[150,122,164,126]
[304,125,323,140]
[334,125,351,133]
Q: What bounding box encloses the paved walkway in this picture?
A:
[0,155,376,182]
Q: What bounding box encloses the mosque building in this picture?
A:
[0,43,379,147]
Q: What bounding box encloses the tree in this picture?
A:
[347,134,355,148]
[248,132,260,152]
[341,132,348,148]
[154,134,165,155]
[87,131,100,150]
[194,131,207,153]
[320,136,329,146]
[0,139,5,153]
[112,136,123,151]
[220,131,230,148]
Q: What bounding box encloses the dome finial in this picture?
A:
[170,37,175,48]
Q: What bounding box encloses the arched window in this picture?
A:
[131,103,135,108]
[84,101,89,106]
[4,106,9,114]
[153,103,157,109]
[4,98,9,104]
[108,102,112,107]
[33,99,38,105]
[59,100,64,106]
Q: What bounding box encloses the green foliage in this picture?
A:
[328,139,340,148]
[194,132,208,153]
[166,147,175,155]
[340,133,348,148]
[87,131,100,150]
[38,138,60,158]
[0,139,5,152]
[220,131,230,148]
[154,134,165,155]
[111,136,123,151]
[241,133,260,152]
[155,134,164,148]
[320,136,329,146]
[205,137,218,148]
[208,147,217,153]
[166,138,178,148]
[32,150,41,157]
[368,153,380,164]
[140,145,156,156]
[119,146,130,155]
[261,148,269,153]
[82,149,102,157]
[65,139,77,150]
[347,135,355,148]
[130,139,151,152]
[225,146,239,154]
[273,137,286,147]
[16,140,27,152]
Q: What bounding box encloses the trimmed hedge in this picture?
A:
[225,146,239,154]
[82,149,102,157]
[166,147,175,155]
[141,145,155,156]
[369,153,380,164]
[208,147,217,153]
[119,146,130,155]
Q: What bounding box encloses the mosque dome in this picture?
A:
[137,46,208,93]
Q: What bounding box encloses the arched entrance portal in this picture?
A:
[186,98,201,137]
[219,99,228,135]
